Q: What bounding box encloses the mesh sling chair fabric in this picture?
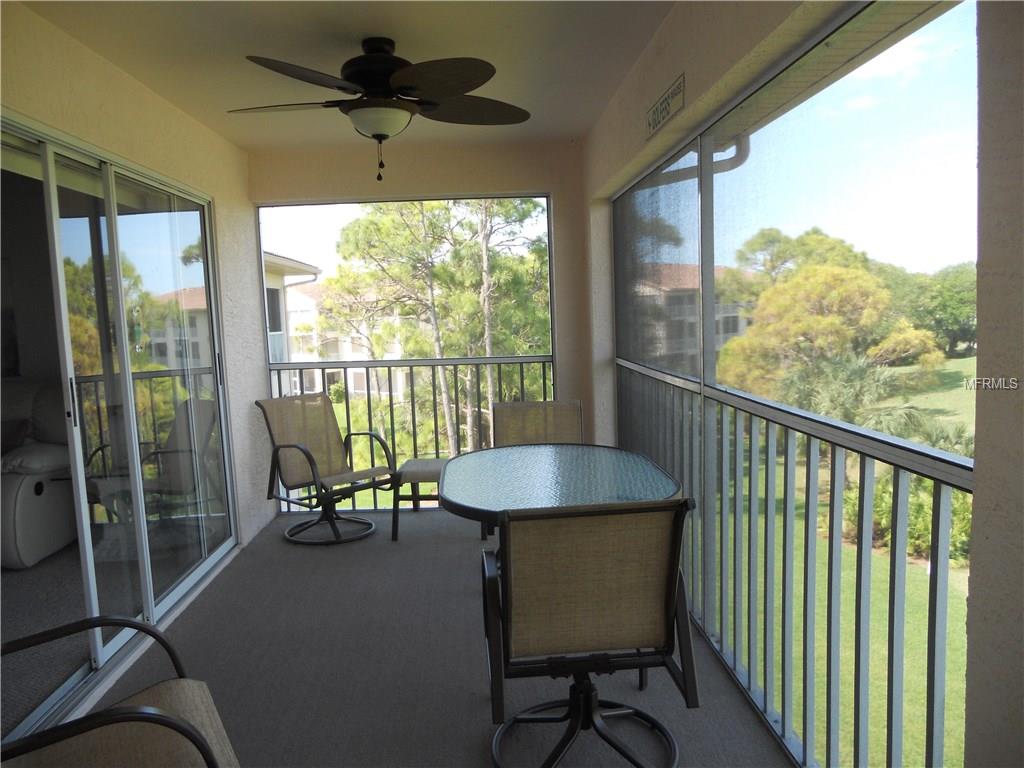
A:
[1,617,238,768]
[482,499,700,768]
[255,393,397,544]
[491,400,583,447]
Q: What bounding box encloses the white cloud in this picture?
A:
[843,94,879,112]
[851,33,959,86]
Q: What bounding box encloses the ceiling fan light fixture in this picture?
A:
[341,98,417,140]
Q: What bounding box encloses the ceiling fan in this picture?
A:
[230,37,530,180]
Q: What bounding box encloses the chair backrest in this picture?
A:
[492,400,583,447]
[158,398,217,493]
[255,393,349,489]
[502,500,684,661]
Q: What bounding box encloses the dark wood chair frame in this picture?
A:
[481,500,701,767]
[1,617,221,767]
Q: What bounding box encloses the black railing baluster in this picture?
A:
[409,366,418,459]
[387,366,397,465]
[366,367,377,510]
[431,366,440,457]
[475,363,483,448]
[343,370,354,511]
[519,363,525,400]
[453,365,461,454]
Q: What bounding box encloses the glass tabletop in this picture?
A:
[439,444,680,524]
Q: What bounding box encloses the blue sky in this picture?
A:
[713,1,977,274]
[629,2,977,276]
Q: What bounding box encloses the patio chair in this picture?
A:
[390,456,448,541]
[85,398,219,522]
[491,399,583,447]
[481,498,700,767]
[255,393,397,544]
[1,617,238,767]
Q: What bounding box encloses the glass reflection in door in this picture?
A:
[53,154,145,640]
[113,174,229,601]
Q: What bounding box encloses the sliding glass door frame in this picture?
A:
[2,115,239,737]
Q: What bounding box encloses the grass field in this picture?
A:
[693,481,968,768]
[883,356,976,428]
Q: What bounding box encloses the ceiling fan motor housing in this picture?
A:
[341,37,412,97]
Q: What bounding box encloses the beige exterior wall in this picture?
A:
[966,3,1024,765]
[248,139,591,436]
[0,2,275,543]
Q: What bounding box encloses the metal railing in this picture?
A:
[74,367,216,478]
[268,355,554,510]
[617,359,973,768]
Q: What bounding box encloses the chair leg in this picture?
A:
[411,483,421,511]
[638,666,648,691]
[391,480,402,541]
[672,573,700,708]
[482,550,504,724]
[283,494,375,545]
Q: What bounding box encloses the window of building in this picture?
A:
[265,288,282,333]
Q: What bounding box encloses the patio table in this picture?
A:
[439,443,680,526]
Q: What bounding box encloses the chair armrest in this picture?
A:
[268,442,325,498]
[1,616,187,679]
[0,704,219,767]
[343,431,395,471]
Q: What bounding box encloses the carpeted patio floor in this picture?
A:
[103,508,791,767]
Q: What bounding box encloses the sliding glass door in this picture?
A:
[111,174,230,601]
[1,123,235,736]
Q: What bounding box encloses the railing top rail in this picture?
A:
[75,366,214,383]
[616,358,974,492]
[269,354,552,371]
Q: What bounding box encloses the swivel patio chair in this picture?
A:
[491,399,583,447]
[481,498,700,767]
[255,393,397,544]
[1,617,238,767]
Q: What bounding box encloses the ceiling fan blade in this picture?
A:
[420,95,529,125]
[390,58,495,99]
[228,101,345,114]
[247,56,364,95]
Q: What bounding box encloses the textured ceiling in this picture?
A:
[27,1,672,150]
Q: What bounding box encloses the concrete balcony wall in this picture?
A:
[966,3,1024,765]
[247,139,592,436]
[0,2,275,544]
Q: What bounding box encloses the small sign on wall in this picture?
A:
[646,74,685,140]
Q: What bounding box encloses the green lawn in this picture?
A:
[883,356,976,428]
[694,491,967,768]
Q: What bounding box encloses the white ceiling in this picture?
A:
[27,1,673,150]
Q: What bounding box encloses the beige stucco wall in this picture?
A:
[965,3,1024,765]
[0,2,275,544]
[248,139,592,435]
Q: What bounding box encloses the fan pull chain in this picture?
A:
[376,138,385,182]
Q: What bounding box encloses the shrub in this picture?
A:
[843,470,972,565]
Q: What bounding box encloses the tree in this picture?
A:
[867,318,941,366]
[915,262,976,355]
[317,199,549,456]
[716,263,891,397]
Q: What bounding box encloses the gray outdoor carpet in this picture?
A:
[104,509,790,767]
